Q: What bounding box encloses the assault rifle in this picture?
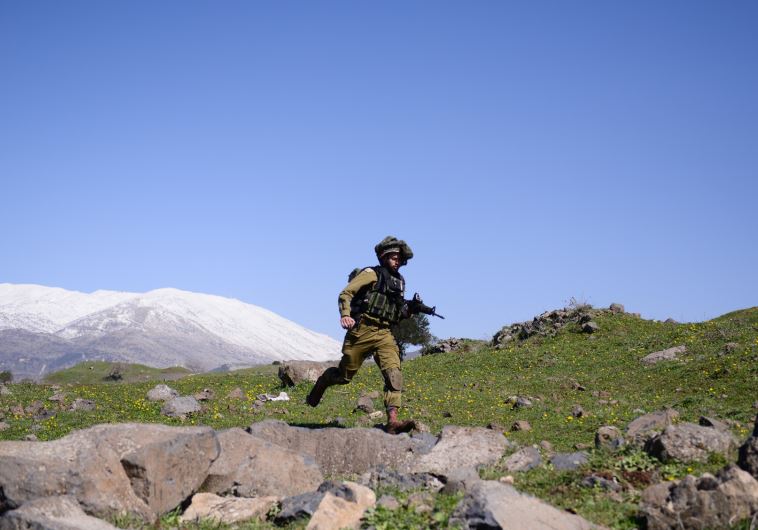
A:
[408,292,445,319]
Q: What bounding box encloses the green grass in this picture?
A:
[42,360,193,385]
[1,307,757,529]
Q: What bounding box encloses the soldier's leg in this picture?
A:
[306,323,371,407]
[374,329,415,433]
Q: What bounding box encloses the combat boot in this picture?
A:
[385,406,416,435]
[306,367,339,407]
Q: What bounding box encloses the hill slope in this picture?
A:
[1,305,756,528]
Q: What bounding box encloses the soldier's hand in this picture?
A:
[340,316,356,330]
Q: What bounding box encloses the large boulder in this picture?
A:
[0,423,219,522]
[201,428,323,497]
[246,420,424,475]
[640,465,758,530]
[160,396,202,418]
[0,496,119,530]
[412,426,515,475]
[450,480,603,529]
[277,361,338,387]
[626,409,679,446]
[645,422,737,463]
[641,345,687,365]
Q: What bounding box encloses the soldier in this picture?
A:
[306,236,418,434]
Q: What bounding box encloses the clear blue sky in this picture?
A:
[2,1,756,342]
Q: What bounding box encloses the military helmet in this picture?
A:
[375,236,413,265]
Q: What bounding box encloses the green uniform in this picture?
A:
[336,268,404,409]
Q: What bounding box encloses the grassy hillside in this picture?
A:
[42,360,193,385]
[1,307,756,529]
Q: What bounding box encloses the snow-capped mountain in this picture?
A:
[0,284,341,379]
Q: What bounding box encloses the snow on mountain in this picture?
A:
[0,284,137,332]
[0,284,341,378]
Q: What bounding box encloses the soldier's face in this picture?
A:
[383,253,401,272]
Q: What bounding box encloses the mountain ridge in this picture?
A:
[0,283,340,379]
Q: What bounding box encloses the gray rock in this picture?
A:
[738,436,758,479]
[640,465,758,530]
[0,422,9,432]
[160,396,201,418]
[503,447,542,472]
[307,481,376,530]
[277,360,338,386]
[146,384,178,402]
[645,422,738,463]
[450,480,603,529]
[551,452,589,471]
[723,342,739,354]
[0,495,119,530]
[580,474,622,492]
[354,396,374,414]
[179,493,278,525]
[609,303,625,313]
[361,464,442,492]
[571,405,584,418]
[377,495,400,510]
[440,466,481,494]
[626,409,679,446]
[247,420,423,475]
[595,426,624,451]
[226,387,246,399]
[738,417,758,478]
[275,491,325,524]
[424,338,464,355]
[698,415,732,433]
[68,398,96,412]
[193,388,215,401]
[201,427,322,498]
[641,345,687,365]
[412,425,515,475]
[582,321,599,334]
[511,420,532,431]
[513,396,533,409]
[0,423,219,522]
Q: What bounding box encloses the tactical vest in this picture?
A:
[350,266,405,324]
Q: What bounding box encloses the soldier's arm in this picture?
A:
[338,268,378,318]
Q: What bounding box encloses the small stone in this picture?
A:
[582,321,599,333]
[48,392,66,402]
[595,426,624,451]
[551,452,589,471]
[68,398,96,412]
[513,397,533,409]
[369,410,384,420]
[377,495,400,510]
[574,443,592,450]
[355,396,375,414]
[539,440,554,454]
[571,405,584,418]
[511,420,532,432]
[572,382,586,391]
[499,475,515,484]
[0,421,9,431]
[146,384,179,402]
[194,388,216,401]
[723,342,739,354]
[23,434,38,441]
[487,422,506,432]
[609,303,625,313]
[226,387,246,399]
